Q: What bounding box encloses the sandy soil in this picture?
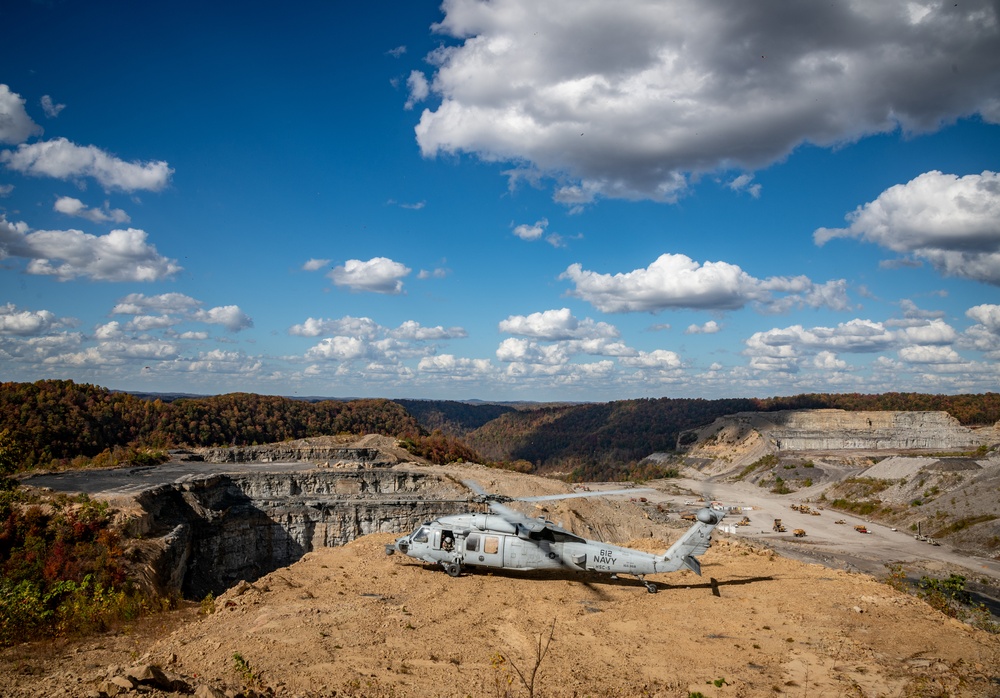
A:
[4,536,1000,696]
[4,464,1000,697]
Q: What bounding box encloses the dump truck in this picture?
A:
[854,525,869,534]
[773,518,786,533]
[793,528,806,537]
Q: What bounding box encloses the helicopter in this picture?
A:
[385,480,725,593]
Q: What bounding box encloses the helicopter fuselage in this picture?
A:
[388,512,682,578]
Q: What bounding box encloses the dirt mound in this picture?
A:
[4,532,999,697]
[4,464,999,696]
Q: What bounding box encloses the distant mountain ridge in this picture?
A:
[3,380,999,477]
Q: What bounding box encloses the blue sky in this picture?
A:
[1,0,999,402]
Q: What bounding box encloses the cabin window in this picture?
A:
[465,533,480,552]
[484,536,500,555]
[411,526,429,543]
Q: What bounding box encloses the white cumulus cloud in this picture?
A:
[405,70,430,110]
[0,85,42,144]
[289,316,381,339]
[685,321,721,335]
[560,253,848,313]
[112,292,202,315]
[1,137,173,192]
[54,196,130,224]
[0,214,181,282]
[328,257,411,294]
[967,304,1000,333]
[815,170,1000,285]
[391,320,467,341]
[305,336,371,361]
[499,308,619,340]
[415,1,1000,203]
[898,345,963,364]
[112,293,252,332]
[418,354,493,375]
[744,317,963,373]
[0,303,63,336]
[619,349,682,369]
[512,218,548,241]
[192,306,253,332]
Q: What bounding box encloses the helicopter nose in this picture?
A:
[396,538,410,554]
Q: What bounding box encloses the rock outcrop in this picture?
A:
[682,409,987,458]
[193,434,416,466]
[134,469,468,598]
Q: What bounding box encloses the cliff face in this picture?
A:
[192,434,417,466]
[685,409,987,456]
[134,469,467,598]
[194,446,395,466]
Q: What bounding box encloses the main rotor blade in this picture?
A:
[517,487,653,503]
[461,479,489,496]
[488,501,548,531]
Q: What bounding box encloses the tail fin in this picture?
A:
[660,508,724,576]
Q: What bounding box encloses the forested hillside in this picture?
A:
[466,398,757,478]
[467,392,1000,479]
[392,399,517,436]
[1,380,997,477]
[0,380,423,469]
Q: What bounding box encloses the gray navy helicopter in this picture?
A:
[385,480,725,593]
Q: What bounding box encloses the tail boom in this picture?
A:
[658,507,723,576]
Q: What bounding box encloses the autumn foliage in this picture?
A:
[1,380,997,479]
[0,380,425,470]
[0,487,163,647]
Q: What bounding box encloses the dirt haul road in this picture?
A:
[639,477,1000,582]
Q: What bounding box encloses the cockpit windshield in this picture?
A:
[411,526,430,543]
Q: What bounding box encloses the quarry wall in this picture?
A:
[682,409,988,454]
[134,469,466,598]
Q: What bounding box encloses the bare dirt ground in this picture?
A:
[4,464,1000,697]
[3,533,999,697]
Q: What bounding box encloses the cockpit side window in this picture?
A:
[412,526,429,543]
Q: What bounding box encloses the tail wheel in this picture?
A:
[645,581,658,594]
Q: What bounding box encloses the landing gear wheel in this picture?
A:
[645,581,658,594]
[444,562,462,577]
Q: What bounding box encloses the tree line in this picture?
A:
[1,380,997,476]
[0,380,426,470]
[465,393,1000,479]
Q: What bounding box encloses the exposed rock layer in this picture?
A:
[134,469,466,598]
[682,409,987,458]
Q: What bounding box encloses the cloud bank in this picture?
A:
[414,0,1000,203]
[560,253,849,313]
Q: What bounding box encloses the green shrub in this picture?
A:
[0,487,164,647]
